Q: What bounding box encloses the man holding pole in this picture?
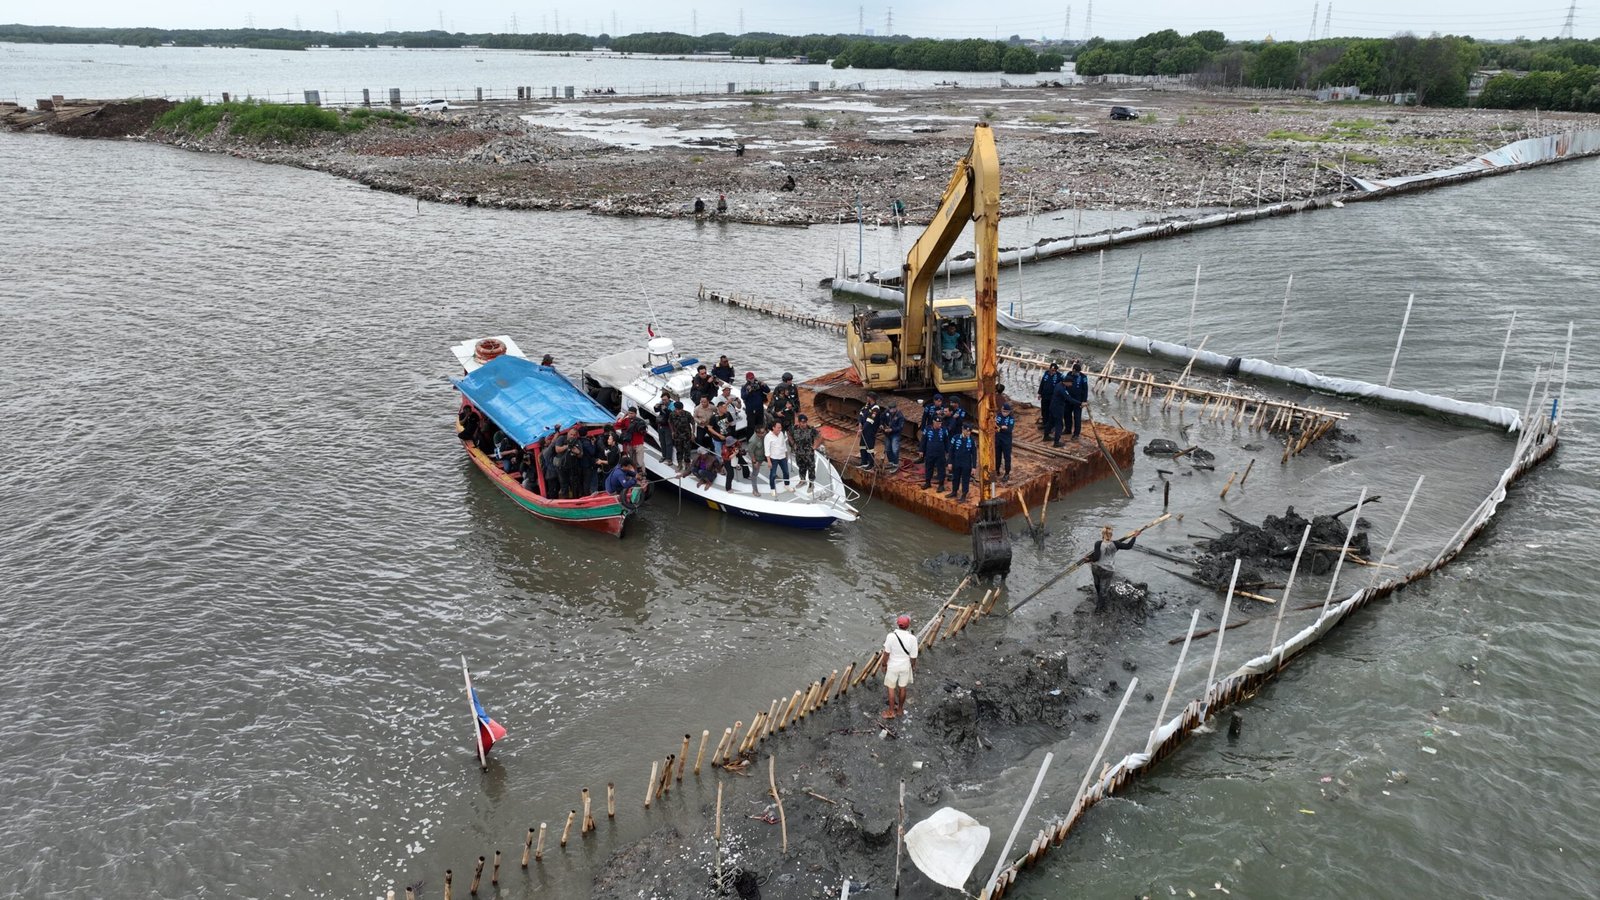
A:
[1088,525,1139,611]
[882,614,918,719]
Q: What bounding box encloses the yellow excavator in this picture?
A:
[845,122,1011,577]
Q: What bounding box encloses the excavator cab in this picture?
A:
[847,308,904,390]
[930,300,978,393]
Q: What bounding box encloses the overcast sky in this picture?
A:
[9,1,1592,41]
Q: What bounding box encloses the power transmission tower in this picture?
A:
[510,12,518,33]
[1063,5,1071,42]
[691,9,697,34]
[885,8,893,35]
[739,8,744,34]
[613,11,619,34]
[1559,1,1577,39]
[1323,3,1332,39]
[438,10,444,29]
[554,11,560,33]
[1308,3,1319,42]
[294,14,301,29]
[245,12,254,28]
[1082,0,1092,41]
[859,6,865,34]
[334,10,341,32]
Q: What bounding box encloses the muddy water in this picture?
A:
[0,129,1594,900]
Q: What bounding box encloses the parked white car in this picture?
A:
[410,99,450,112]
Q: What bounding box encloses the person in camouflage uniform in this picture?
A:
[668,401,696,473]
[790,413,823,490]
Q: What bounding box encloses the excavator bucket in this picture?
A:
[970,497,1013,578]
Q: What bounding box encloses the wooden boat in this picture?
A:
[451,336,643,537]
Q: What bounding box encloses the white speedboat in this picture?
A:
[584,337,859,529]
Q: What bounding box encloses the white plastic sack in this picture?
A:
[905,807,991,890]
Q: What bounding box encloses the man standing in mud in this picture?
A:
[883,614,918,719]
[1088,525,1139,611]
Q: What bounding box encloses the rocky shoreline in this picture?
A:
[9,86,1596,227]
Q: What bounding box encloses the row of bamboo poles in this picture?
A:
[390,580,1006,897]
[698,285,847,333]
[997,346,1348,460]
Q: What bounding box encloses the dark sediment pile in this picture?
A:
[1196,505,1370,586]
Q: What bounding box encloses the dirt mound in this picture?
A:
[1198,505,1370,582]
[46,99,174,138]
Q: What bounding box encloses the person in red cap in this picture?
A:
[882,614,919,719]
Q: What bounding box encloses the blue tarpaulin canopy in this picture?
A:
[453,355,616,447]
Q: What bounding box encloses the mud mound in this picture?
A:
[1199,505,1370,582]
[47,99,174,138]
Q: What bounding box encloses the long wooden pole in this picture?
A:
[768,755,788,855]
[1273,275,1293,362]
[1319,487,1368,618]
[1186,262,1201,345]
[1205,560,1241,690]
[894,780,906,896]
[1368,475,1423,585]
[1148,609,1200,754]
[1490,310,1517,404]
[1065,678,1138,827]
[461,656,487,771]
[981,752,1055,899]
[1269,525,1313,660]
[1384,293,1415,388]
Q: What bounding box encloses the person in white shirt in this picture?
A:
[882,614,918,719]
[719,386,749,437]
[763,421,792,491]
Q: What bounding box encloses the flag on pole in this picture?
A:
[647,322,656,338]
[462,656,506,768]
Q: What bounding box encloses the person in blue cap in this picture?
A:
[946,420,978,501]
[995,402,1016,481]
[921,415,948,492]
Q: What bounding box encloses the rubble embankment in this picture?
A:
[7,87,1595,226]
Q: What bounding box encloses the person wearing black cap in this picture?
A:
[690,365,716,406]
[790,413,822,490]
[1064,361,1090,439]
[995,402,1016,481]
[540,354,555,367]
[920,415,947,492]
[882,614,918,719]
[946,420,977,501]
[711,354,735,384]
[1038,361,1063,429]
[770,372,800,431]
[857,403,879,468]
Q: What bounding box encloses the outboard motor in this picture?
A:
[970,497,1012,578]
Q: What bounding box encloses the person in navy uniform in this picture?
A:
[994,402,1016,482]
[920,417,948,492]
[858,403,880,468]
[1047,375,1074,446]
[740,372,769,434]
[920,394,945,437]
[1064,362,1090,439]
[946,420,978,501]
[1037,362,1063,429]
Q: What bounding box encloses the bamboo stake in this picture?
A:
[739,714,766,755]
[1219,471,1238,499]
[1149,609,1201,754]
[644,763,658,809]
[821,670,841,706]
[1205,559,1242,691]
[560,810,575,846]
[1162,335,1210,410]
[1015,488,1035,529]
[1368,475,1424,585]
[521,827,535,868]
[581,788,594,834]
[660,754,675,795]
[710,727,733,763]
[534,823,546,862]
[894,780,906,896]
[677,735,690,781]
[1039,482,1050,522]
[607,782,616,818]
[1273,275,1293,361]
[1319,487,1368,619]
[693,729,710,775]
[838,662,855,697]
[491,851,501,887]
[768,756,789,855]
[982,751,1056,899]
[444,870,452,900]
[1385,293,1415,388]
[1063,678,1139,836]
[762,699,782,737]
[1239,458,1256,485]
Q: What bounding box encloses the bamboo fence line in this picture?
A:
[978,397,1563,899]
[391,578,1004,895]
[698,285,847,333]
[997,348,1347,459]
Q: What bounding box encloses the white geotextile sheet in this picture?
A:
[905,807,991,890]
[996,312,1523,432]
